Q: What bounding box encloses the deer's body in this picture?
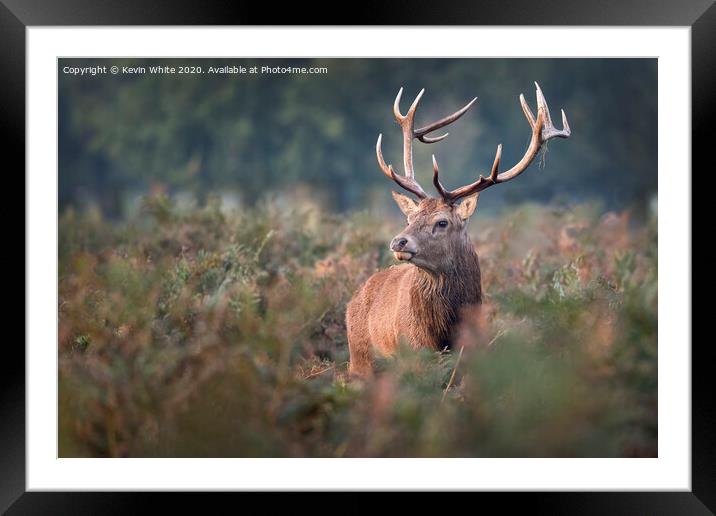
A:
[347,240,481,375]
[347,83,570,377]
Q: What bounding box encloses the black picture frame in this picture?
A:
[4,0,709,512]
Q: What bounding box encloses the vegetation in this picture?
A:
[58,195,657,457]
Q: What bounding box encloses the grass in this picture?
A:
[58,194,657,457]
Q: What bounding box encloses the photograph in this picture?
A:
[56,56,658,459]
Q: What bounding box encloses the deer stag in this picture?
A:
[346,83,571,377]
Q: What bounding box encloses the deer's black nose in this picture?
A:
[391,237,409,251]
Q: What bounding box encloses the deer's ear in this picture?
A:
[391,191,419,217]
[456,193,479,221]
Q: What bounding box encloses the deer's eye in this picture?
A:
[436,220,449,228]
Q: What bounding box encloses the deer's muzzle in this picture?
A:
[390,235,416,261]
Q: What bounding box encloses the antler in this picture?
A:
[433,82,571,204]
[376,88,477,199]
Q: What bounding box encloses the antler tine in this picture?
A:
[432,155,450,200]
[375,133,391,179]
[392,87,405,120]
[489,144,503,182]
[520,93,536,128]
[415,96,478,143]
[434,83,570,204]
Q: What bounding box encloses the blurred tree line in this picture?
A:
[59,58,657,218]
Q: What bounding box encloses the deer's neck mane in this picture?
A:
[409,237,482,349]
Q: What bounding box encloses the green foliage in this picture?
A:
[59,198,657,457]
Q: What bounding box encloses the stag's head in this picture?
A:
[376,83,571,274]
[389,194,478,273]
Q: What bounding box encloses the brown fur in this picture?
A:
[346,194,482,377]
